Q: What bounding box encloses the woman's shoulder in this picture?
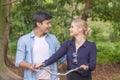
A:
[62,39,73,43]
[86,40,96,46]
[61,39,74,46]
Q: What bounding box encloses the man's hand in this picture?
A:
[19,61,36,72]
[29,64,36,72]
[29,63,43,72]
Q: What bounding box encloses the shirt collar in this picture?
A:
[30,30,49,38]
[30,30,35,38]
[70,39,88,48]
[83,40,88,48]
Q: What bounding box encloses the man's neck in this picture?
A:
[34,28,45,37]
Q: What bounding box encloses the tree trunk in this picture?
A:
[0,0,22,80]
[81,0,91,21]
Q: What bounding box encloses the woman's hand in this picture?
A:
[34,63,42,68]
[80,64,89,70]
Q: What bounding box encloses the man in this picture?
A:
[15,11,65,80]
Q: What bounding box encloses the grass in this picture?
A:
[112,74,120,80]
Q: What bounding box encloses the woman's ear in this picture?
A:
[78,27,83,32]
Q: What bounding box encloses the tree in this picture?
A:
[89,0,120,41]
[0,0,120,79]
[81,0,91,21]
[10,0,120,43]
[0,0,22,80]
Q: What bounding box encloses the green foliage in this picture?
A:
[9,0,120,42]
[109,22,120,42]
[89,0,120,37]
[90,0,120,21]
[7,41,17,56]
[9,0,74,42]
[87,20,111,42]
[97,42,120,64]
[8,0,120,64]
[86,20,120,64]
[9,0,86,42]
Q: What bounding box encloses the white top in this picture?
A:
[33,36,50,80]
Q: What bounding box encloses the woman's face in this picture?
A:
[69,22,82,37]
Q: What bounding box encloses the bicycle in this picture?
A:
[35,67,82,80]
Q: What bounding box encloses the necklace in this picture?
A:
[75,39,85,52]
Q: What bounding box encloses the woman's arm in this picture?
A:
[44,41,68,66]
[35,41,68,68]
[88,43,97,71]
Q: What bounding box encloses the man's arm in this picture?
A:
[19,61,31,69]
[19,61,36,72]
[15,37,36,72]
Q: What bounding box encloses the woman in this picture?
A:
[36,18,97,80]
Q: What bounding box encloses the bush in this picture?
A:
[7,41,17,56]
[97,42,120,64]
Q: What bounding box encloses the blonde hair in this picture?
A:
[72,18,92,36]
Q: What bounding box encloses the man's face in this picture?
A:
[37,19,52,33]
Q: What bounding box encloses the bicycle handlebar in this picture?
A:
[35,67,82,76]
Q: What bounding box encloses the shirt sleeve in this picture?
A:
[15,37,26,67]
[54,35,66,64]
[88,43,97,71]
[44,41,68,66]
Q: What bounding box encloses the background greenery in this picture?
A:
[8,0,120,64]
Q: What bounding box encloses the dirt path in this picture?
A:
[93,64,120,80]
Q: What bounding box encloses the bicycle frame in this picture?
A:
[35,67,82,76]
